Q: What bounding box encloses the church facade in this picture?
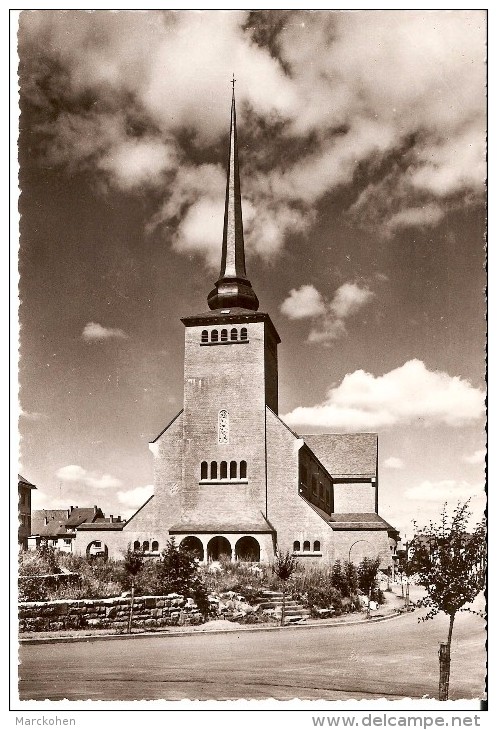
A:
[73,91,398,568]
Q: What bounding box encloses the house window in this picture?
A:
[231,328,238,341]
[220,461,228,479]
[303,540,310,552]
[201,461,208,480]
[230,460,237,479]
[133,541,140,551]
[210,461,218,479]
[64,538,71,545]
[201,330,208,343]
[143,540,150,552]
[313,540,321,552]
[240,327,248,341]
[211,330,219,342]
[218,409,229,444]
[94,541,102,549]
[221,329,228,342]
[152,540,159,552]
[240,460,247,479]
[293,541,300,552]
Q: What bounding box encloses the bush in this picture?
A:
[19,546,60,577]
[306,585,343,613]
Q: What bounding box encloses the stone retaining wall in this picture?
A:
[19,593,204,633]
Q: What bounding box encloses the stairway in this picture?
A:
[257,590,310,624]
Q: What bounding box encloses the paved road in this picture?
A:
[19,606,485,701]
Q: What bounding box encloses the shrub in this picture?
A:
[306,584,343,613]
[19,546,60,577]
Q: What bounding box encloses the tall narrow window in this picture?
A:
[313,541,321,552]
[221,329,228,342]
[133,541,140,551]
[218,409,229,444]
[311,475,317,495]
[211,330,219,342]
[303,540,310,552]
[299,464,307,485]
[201,330,208,343]
[240,327,248,341]
[231,328,238,341]
[143,540,150,552]
[240,460,247,479]
[201,461,208,480]
[220,461,227,479]
[230,460,237,479]
[293,540,300,552]
[210,461,218,479]
[152,540,159,552]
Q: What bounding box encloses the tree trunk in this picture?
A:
[439,613,455,701]
[127,580,135,634]
[281,585,286,627]
[405,580,410,609]
[367,586,371,619]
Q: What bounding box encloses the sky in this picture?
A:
[16,9,487,537]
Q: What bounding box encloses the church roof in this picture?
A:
[18,474,36,488]
[328,513,396,531]
[169,515,274,534]
[301,433,377,478]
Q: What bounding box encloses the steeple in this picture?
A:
[207,82,259,312]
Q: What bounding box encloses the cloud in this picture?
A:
[280,285,326,320]
[116,484,154,508]
[18,10,486,265]
[383,457,404,470]
[405,479,485,505]
[281,280,377,345]
[82,322,128,341]
[20,409,49,421]
[462,449,486,465]
[56,464,123,489]
[283,359,485,430]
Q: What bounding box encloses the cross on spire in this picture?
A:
[231,74,236,91]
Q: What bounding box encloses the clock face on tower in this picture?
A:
[218,409,229,444]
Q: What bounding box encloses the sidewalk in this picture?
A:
[20,584,415,644]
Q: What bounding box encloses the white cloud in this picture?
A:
[280,285,326,320]
[284,359,485,430]
[462,449,486,465]
[56,464,123,489]
[405,479,484,504]
[384,457,404,470]
[82,322,128,341]
[19,10,486,265]
[282,280,377,345]
[117,484,154,508]
[20,409,49,421]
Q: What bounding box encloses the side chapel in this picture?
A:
[74,90,398,566]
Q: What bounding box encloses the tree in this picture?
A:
[123,545,144,634]
[397,547,416,608]
[410,501,486,701]
[158,538,210,615]
[272,549,298,626]
[357,556,381,618]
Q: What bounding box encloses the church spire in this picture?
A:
[207,81,259,312]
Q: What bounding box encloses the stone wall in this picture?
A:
[19,593,204,633]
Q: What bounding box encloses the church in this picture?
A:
[72,90,398,568]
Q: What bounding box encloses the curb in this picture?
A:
[19,608,410,645]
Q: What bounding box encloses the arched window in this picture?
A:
[240,460,247,479]
[133,541,140,551]
[210,461,218,480]
[240,327,248,340]
[221,329,228,342]
[201,461,208,480]
[293,540,300,552]
[201,330,208,343]
[143,540,150,552]
[230,460,237,479]
[152,540,159,552]
[313,540,321,552]
[211,330,219,342]
[303,540,310,552]
[230,328,238,341]
[220,461,227,479]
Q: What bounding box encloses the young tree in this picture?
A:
[158,538,210,615]
[357,556,381,618]
[411,501,486,701]
[272,549,298,626]
[123,544,144,634]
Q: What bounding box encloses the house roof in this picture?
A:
[31,510,68,535]
[301,433,377,478]
[18,474,36,489]
[65,507,100,527]
[328,513,395,531]
[76,522,125,531]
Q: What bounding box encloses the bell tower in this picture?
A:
[179,83,280,523]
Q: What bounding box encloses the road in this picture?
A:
[19,605,486,701]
